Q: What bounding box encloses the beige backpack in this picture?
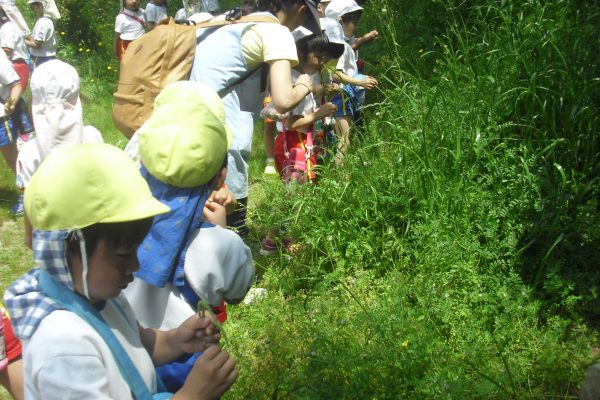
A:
[112,15,277,138]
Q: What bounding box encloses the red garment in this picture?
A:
[2,309,22,363]
[12,60,29,91]
[116,37,133,61]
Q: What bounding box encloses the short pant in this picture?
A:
[331,74,367,118]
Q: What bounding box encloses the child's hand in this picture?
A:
[208,187,237,215]
[176,346,237,400]
[4,97,16,115]
[175,314,221,355]
[360,76,378,90]
[324,83,341,95]
[203,199,227,228]
[316,102,338,119]
[362,30,379,43]
[260,104,288,121]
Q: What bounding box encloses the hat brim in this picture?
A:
[101,196,170,224]
[302,0,323,36]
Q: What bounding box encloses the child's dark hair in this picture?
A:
[341,10,362,23]
[67,218,154,257]
[296,35,342,64]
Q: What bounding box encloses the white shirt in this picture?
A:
[23,294,157,399]
[276,69,316,134]
[336,42,357,77]
[29,17,57,57]
[0,50,19,117]
[115,8,146,41]
[145,3,168,24]
[0,21,29,61]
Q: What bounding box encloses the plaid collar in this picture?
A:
[3,230,75,339]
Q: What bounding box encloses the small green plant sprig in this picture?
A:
[197,300,228,348]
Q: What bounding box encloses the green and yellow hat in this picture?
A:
[25,143,170,231]
[138,81,232,188]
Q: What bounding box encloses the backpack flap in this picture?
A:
[113,19,197,138]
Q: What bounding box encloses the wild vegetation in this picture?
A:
[1,0,598,398]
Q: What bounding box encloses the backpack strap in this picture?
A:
[120,11,145,29]
[38,270,169,400]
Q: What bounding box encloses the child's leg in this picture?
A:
[334,116,352,166]
[0,358,24,400]
[0,310,23,400]
[263,121,277,174]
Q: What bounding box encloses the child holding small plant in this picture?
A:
[4,143,236,399]
[325,0,378,164]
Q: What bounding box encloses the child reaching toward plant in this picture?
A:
[261,26,342,255]
[325,0,378,164]
[114,0,146,60]
[4,142,237,399]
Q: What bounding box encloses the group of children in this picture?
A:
[115,0,221,60]
[0,0,379,397]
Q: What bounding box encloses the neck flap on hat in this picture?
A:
[135,166,212,289]
[3,230,75,339]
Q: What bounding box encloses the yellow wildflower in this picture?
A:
[402,340,409,348]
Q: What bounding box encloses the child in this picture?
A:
[0,49,33,217]
[122,81,254,391]
[4,143,237,399]
[23,0,57,68]
[325,0,378,164]
[261,27,341,255]
[326,0,379,58]
[145,0,167,31]
[114,0,145,60]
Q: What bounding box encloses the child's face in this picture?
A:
[75,239,141,301]
[302,51,330,75]
[340,12,361,37]
[123,0,140,11]
[29,2,44,17]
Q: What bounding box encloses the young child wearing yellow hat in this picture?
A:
[4,143,237,399]
[122,81,255,392]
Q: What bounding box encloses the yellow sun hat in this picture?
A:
[25,143,170,231]
[138,81,232,188]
